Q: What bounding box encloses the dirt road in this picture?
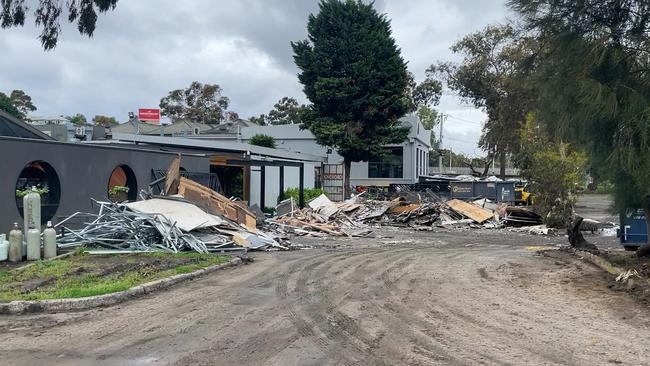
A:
[575,194,618,224]
[1,223,650,365]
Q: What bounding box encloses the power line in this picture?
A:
[445,115,484,126]
[444,136,478,144]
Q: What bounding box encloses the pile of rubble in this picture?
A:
[268,194,372,238]
[56,184,551,254]
[57,177,287,253]
[54,154,553,253]
[265,189,544,237]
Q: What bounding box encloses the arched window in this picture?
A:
[107,165,138,202]
[15,160,61,224]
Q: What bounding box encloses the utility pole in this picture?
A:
[438,117,443,174]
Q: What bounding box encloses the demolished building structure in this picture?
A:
[0,111,325,234]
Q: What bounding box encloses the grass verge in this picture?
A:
[0,252,230,302]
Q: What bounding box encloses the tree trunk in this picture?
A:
[636,206,650,257]
[567,216,598,252]
[499,151,506,180]
[343,157,352,200]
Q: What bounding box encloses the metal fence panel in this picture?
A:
[322,164,344,201]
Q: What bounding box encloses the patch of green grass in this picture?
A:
[14,260,76,281]
[603,253,643,268]
[0,270,9,282]
[0,253,231,302]
[171,263,212,274]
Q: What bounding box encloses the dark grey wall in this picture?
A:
[0,137,210,234]
[34,125,67,142]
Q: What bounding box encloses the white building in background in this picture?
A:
[105,115,432,208]
[239,115,432,188]
[25,115,104,142]
[25,115,70,126]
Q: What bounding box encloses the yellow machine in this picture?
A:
[514,181,533,205]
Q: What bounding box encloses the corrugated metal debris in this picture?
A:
[56,196,286,253]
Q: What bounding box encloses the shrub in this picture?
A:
[108,185,130,195]
[16,185,49,198]
[594,181,614,194]
[282,187,324,203]
[249,134,276,148]
[523,144,587,228]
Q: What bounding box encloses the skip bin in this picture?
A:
[618,209,648,248]
[474,182,497,200]
[495,182,516,203]
[450,182,474,200]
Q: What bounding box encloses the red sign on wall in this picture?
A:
[138,108,160,123]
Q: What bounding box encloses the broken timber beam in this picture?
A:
[178,177,257,232]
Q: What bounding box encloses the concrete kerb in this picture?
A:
[0,257,242,315]
[572,249,650,297]
[572,249,625,276]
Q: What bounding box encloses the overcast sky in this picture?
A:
[0,0,510,156]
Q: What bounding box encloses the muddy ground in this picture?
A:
[1,194,650,365]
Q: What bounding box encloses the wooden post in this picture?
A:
[260,166,266,209]
[278,165,285,203]
[243,166,250,203]
[299,163,305,208]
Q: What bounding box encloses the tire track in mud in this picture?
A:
[164,251,342,366]
[315,246,532,365]
[361,249,473,365]
[275,250,366,366]
[297,250,419,365]
[393,248,584,365]
[394,248,547,364]
[274,248,421,365]
[277,247,462,365]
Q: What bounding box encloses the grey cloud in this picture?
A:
[443,127,483,157]
[1,0,507,153]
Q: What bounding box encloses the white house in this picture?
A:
[239,115,432,188]
[25,115,70,126]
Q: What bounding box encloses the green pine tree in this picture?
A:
[292,0,410,197]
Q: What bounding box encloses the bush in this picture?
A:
[282,187,324,203]
[593,181,614,194]
[518,114,588,228]
[248,134,276,148]
[16,185,49,198]
[108,185,129,195]
[523,144,587,228]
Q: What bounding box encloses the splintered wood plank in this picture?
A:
[446,199,494,223]
[178,177,257,232]
[388,204,420,214]
[164,154,181,195]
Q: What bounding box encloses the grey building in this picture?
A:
[110,119,213,137]
[0,110,324,233]
[0,110,209,234]
[235,115,432,187]
[26,115,107,142]
[106,133,327,209]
